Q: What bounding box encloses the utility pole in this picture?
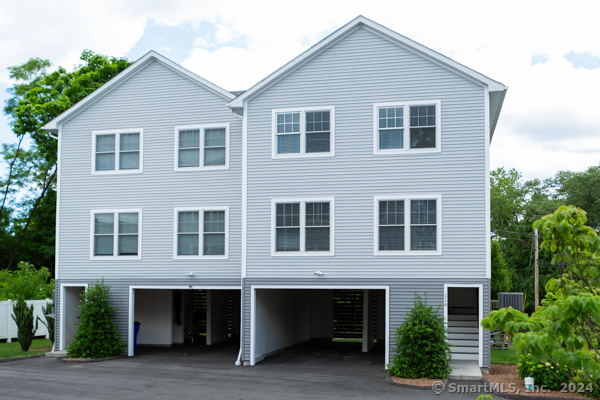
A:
[534,228,539,309]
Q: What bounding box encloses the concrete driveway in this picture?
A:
[0,341,506,399]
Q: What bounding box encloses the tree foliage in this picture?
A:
[388,293,452,379]
[491,240,511,299]
[67,280,126,359]
[482,206,600,398]
[0,261,53,301]
[1,51,132,272]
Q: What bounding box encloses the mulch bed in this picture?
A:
[390,376,441,387]
[483,364,588,399]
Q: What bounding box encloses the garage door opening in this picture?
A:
[131,289,240,357]
[60,285,87,350]
[252,288,387,366]
[445,285,482,364]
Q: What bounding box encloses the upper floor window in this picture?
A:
[175,124,229,171]
[374,195,441,255]
[272,107,335,158]
[272,198,334,256]
[91,210,141,259]
[174,207,229,258]
[373,101,440,154]
[93,130,143,174]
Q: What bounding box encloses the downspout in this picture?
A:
[49,132,58,140]
[235,277,245,366]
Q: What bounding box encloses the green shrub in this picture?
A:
[388,293,452,379]
[36,302,54,346]
[11,298,37,352]
[67,280,125,358]
[517,353,567,390]
[0,262,53,301]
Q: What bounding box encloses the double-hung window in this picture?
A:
[272,198,334,255]
[374,195,441,254]
[272,107,335,158]
[373,101,440,154]
[93,130,143,173]
[91,210,141,259]
[174,207,229,258]
[175,124,229,170]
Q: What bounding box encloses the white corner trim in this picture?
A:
[249,285,390,367]
[59,283,88,351]
[173,123,230,171]
[242,101,248,278]
[484,87,492,280]
[55,124,62,280]
[173,206,230,260]
[373,194,442,256]
[443,283,484,368]
[90,209,143,260]
[373,100,441,155]
[270,197,335,256]
[91,129,144,175]
[271,106,335,159]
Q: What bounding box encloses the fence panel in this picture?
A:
[0,299,52,342]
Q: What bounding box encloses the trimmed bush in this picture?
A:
[388,293,452,379]
[67,280,125,358]
[517,353,567,390]
[11,298,37,352]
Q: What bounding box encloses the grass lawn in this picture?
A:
[0,339,52,359]
[491,347,519,365]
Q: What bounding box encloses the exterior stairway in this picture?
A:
[447,314,479,361]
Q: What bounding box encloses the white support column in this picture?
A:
[362,290,375,352]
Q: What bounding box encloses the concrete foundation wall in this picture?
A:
[255,289,311,361]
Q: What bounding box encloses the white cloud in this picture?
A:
[0,0,599,180]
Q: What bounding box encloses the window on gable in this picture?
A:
[274,108,334,157]
[94,131,141,172]
[376,197,439,253]
[176,125,229,169]
[374,102,439,153]
[93,211,140,257]
[410,106,436,149]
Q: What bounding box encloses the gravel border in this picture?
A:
[59,355,126,363]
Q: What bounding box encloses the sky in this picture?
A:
[0,0,599,182]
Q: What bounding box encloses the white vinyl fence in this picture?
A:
[0,299,52,342]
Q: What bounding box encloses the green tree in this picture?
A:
[1,51,132,272]
[388,293,452,379]
[0,261,53,301]
[11,298,37,352]
[551,165,600,232]
[491,240,511,299]
[482,206,600,398]
[67,280,126,358]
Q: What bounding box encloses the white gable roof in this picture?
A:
[43,51,235,131]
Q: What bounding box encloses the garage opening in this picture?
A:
[132,289,240,358]
[61,285,86,350]
[446,287,480,361]
[252,288,387,366]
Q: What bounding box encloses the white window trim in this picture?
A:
[373,195,442,256]
[91,129,144,174]
[271,106,335,159]
[373,100,441,155]
[174,123,230,171]
[271,197,335,256]
[173,206,230,259]
[90,209,142,260]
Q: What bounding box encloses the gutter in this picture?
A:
[235,277,245,366]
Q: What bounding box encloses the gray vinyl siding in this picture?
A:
[54,278,240,351]
[241,278,491,368]
[58,59,242,281]
[245,26,487,280]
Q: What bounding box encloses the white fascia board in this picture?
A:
[229,15,507,109]
[43,51,234,131]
